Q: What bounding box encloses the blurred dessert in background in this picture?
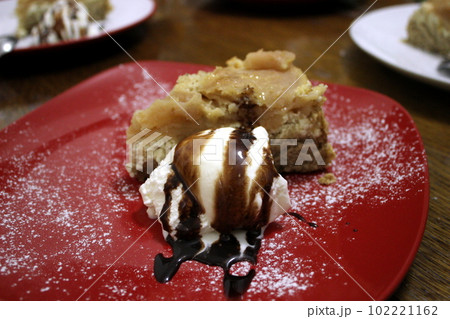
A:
[15,0,111,44]
[406,0,450,56]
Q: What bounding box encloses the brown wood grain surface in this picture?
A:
[0,0,448,300]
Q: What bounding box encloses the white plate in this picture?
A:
[0,0,156,52]
[350,3,450,90]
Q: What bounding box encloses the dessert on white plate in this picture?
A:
[15,0,111,44]
[406,0,450,57]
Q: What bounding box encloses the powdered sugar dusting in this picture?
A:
[248,226,314,298]
[0,65,171,300]
[246,86,427,300]
[287,87,426,235]
[111,65,172,119]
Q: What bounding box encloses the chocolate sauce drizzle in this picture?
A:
[154,230,262,299]
[287,212,318,228]
[153,127,279,298]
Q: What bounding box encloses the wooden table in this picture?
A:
[0,0,448,300]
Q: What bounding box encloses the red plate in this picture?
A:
[0,61,428,300]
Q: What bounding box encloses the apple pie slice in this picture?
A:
[127,50,335,180]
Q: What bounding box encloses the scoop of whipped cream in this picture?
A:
[140,126,291,240]
[30,0,102,45]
